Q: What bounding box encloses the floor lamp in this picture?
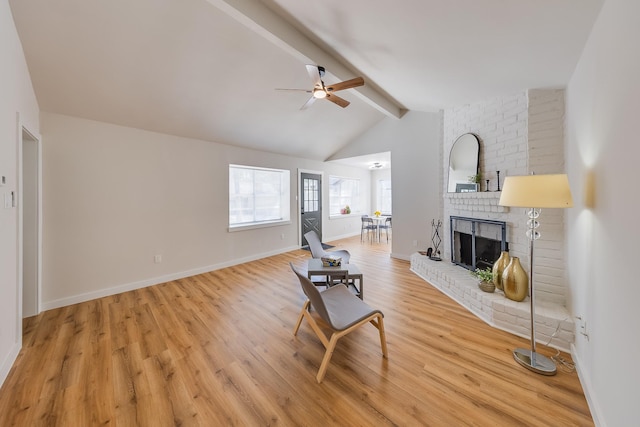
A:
[498,174,573,375]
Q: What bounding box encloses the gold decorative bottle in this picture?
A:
[492,251,510,291]
[502,256,528,302]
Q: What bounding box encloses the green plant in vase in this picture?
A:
[471,267,495,293]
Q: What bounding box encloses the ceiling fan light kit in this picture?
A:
[313,88,327,99]
[276,64,364,110]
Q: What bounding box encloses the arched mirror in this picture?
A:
[447,133,479,192]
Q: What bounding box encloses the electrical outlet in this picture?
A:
[413,240,418,247]
[576,316,590,341]
[154,255,162,264]
[280,234,285,240]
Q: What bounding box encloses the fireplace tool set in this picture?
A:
[429,219,442,261]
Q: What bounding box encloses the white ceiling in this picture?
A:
[10,0,603,166]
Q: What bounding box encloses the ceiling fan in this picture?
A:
[276,65,364,110]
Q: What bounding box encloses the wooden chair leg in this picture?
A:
[316,333,340,383]
[293,300,310,335]
[376,315,388,357]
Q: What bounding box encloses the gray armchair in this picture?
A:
[290,263,387,383]
[303,230,350,264]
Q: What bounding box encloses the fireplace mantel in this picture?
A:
[445,191,509,214]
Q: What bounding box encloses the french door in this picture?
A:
[300,172,322,246]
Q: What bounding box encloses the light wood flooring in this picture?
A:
[0,236,593,426]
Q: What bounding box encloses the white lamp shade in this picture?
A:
[499,174,573,208]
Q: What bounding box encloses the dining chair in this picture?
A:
[378,216,392,242]
[290,263,388,383]
[360,215,376,242]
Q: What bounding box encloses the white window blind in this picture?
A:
[229,164,290,229]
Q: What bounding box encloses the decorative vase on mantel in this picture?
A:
[502,256,528,302]
[492,251,510,291]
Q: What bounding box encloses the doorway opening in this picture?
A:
[18,124,41,319]
[328,152,392,249]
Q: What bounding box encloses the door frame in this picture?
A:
[297,168,324,246]
[16,113,42,322]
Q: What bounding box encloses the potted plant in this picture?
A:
[471,267,495,293]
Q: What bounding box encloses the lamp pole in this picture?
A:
[512,207,556,375]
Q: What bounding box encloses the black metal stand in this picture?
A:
[496,171,501,192]
[430,219,442,261]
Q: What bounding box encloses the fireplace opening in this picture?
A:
[450,216,507,271]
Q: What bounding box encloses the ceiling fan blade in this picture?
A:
[325,77,364,92]
[305,64,323,88]
[325,93,350,108]
[300,96,316,110]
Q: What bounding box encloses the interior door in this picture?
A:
[300,172,322,246]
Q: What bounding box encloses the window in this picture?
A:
[229,164,290,229]
[377,179,392,214]
[329,176,360,216]
[302,177,319,213]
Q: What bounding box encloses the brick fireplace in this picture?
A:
[410,89,575,351]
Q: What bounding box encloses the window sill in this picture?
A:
[228,220,291,232]
[329,213,360,220]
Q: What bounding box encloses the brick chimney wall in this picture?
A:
[442,89,568,305]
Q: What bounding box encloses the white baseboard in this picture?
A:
[42,245,300,311]
[0,341,21,387]
[325,231,360,242]
[390,252,411,261]
[571,344,605,427]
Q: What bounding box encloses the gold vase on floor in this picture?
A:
[492,251,510,291]
[502,256,528,302]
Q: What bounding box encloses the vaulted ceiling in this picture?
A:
[10,0,603,164]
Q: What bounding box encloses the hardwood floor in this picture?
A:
[0,236,593,426]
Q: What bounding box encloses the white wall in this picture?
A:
[0,0,40,384]
[329,111,443,260]
[566,0,640,425]
[40,112,370,309]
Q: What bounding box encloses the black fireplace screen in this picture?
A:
[450,216,507,271]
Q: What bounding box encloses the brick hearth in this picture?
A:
[410,253,574,352]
